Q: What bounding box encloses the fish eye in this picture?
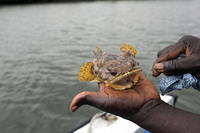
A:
[110,71,117,76]
[107,66,117,76]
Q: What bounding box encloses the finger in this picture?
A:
[153,47,183,77]
[70,91,106,112]
[162,54,199,74]
[152,67,160,77]
[152,68,161,77]
[152,63,164,77]
[156,46,185,63]
[157,44,177,58]
[157,35,190,59]
[153,45,184,77]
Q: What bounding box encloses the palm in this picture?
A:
[70,73,160,118]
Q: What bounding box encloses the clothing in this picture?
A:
[159,73,200,95]
[158,54,200,95]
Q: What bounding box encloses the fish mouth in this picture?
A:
[105,66,142,85]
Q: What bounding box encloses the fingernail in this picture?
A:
[70,106,78,112]
[155,63,164,72]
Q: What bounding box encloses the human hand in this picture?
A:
[70,73,160,121]
[152,35,200,77]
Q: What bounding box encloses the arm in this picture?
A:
[70,35,200,133]
[132,100,200,133]
[153,35,200,77]
[70,73,200,133]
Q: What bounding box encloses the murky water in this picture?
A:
[0,0,200,132]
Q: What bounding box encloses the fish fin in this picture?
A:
[107,82,133,90]
[132,68,142,85]
[79,62,95,81]
[120,44,137,56]
[107,67,142,90]
[96,46,103,53]
[93,46,103,58]
[92,77,102,82]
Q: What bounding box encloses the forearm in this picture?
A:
[130,100,200,133]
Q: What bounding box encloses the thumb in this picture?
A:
[153,45,185,77]
[162,54,199,74]
[152,63,164,77]
[70,91,106,112]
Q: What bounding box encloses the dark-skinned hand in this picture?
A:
[70,73,160,121]
[69,36,200,133]
[153,35,200,77]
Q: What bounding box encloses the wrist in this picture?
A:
[129,99,164,124]
[127,99,200,133]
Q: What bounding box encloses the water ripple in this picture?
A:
[0,1,200,133]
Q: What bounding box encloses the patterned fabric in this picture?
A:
[159,54,200,95]
[159,74,200,95]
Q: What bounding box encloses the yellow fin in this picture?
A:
[92,77,102,82]
[106,67,142,90]
[79,62,95,81]
[108,83,133,90]
[96,46,103,53]
[120,44,137,56]
[133,69,141,85]
[93,46,103,57]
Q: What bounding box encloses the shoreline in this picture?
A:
[0,0,130,5]
[0,0,94,4]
